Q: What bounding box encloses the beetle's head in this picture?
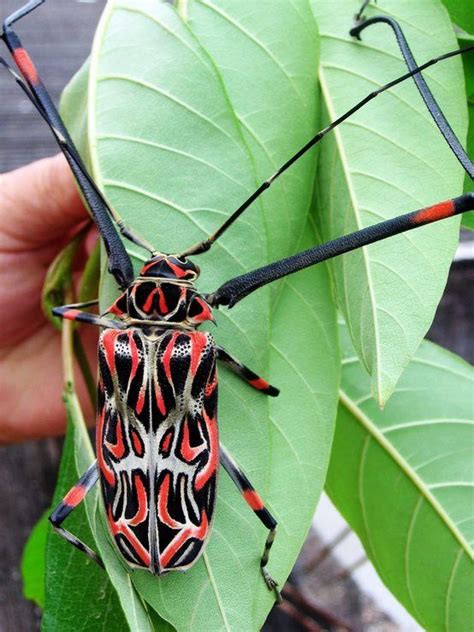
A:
[110,253,213,327]
[138,254,200,282]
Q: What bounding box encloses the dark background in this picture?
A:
[0,1,472,630]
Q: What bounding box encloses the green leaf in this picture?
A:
[458,34,474,229]
[43,412,130,632]
[51,0,339,630]
[79,241,101,303]
[461,97,474,228]
[442,0,474,34]
[311,0,468,405]
[326,320,474,631]
[461,208,474,230]
[462,214,474,229]
[22,512,48,608]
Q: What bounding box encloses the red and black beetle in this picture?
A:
[1,0,472,604]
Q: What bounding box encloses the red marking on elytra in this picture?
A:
[195,411,218,491]
[107,507,150,566]
[180,417,205,462]
[96,408,115,487]
[243,489,264,511]
[130,334,146,415]
[13,48,39,84]
[155,383,166,416]
[128,332,140,384]
[157,472,181,530]
[162,332,179,383]
[190,332,207,375]
[103,330,121,375]
[130,429,144,457]
[129,474,148,526]
[160,510,209,568]
[64,484,87,507]
[136,383,146,415]
[412,200,455,225]
[250,377,270,391]
[205,376,217,397]
[160,429,173,456]
[106,416,125,459]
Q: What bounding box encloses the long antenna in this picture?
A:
[0,56,153,253]
[350,14,473,178]
[2,1,161,288]
[1,2,135,288]
[207,194,474,308]
[180,44,474,259]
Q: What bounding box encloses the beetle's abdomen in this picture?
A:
[97,328,218,573]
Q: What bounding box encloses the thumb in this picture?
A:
[0,153,89,250]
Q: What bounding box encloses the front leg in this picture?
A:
[216,347,279,397]
[53,300,126,329]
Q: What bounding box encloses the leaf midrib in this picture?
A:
[88,2,273,629]
[203,552,232,632]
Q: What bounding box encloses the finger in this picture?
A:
[0,153,89,250]
[0,324,97,443]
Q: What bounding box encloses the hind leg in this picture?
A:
[49,460,103,567]
[219,444,281,602]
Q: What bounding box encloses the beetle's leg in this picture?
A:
[216,347,279,397]
[49,461,104,568]
[52,300,126,329]
[219,444,281,603]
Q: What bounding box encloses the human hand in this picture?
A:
[0,154,97,443]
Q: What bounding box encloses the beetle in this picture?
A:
[1,0,473,603]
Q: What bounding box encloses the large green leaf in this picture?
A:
[48,1,339,630]
[442,0,474,34]
[458,34,474,229]
[311,0,468,405]
[326,321,474,631]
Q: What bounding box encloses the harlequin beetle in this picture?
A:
[1,0,473,603]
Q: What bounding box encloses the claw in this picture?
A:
[262,567,282,604]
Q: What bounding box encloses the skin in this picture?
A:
[0,154,97,443]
